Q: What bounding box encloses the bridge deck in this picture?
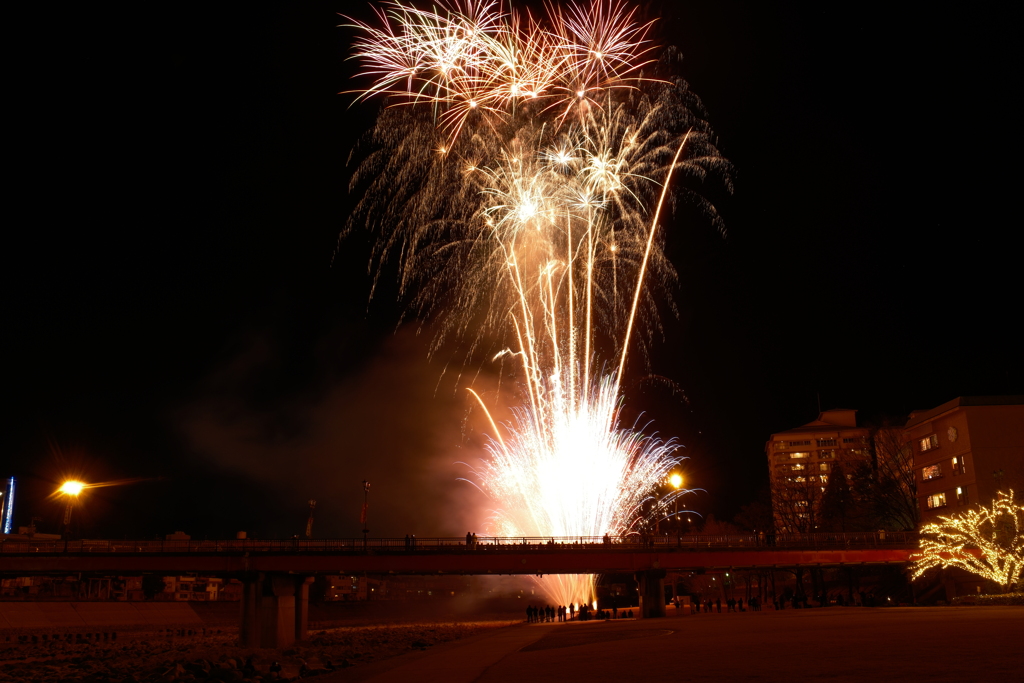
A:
[0,533,919,575]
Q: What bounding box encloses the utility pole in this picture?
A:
[305,499,316,539]
[361,481,370,549]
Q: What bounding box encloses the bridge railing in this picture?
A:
[0,531,918,555]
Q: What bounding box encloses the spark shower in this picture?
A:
[345,0,731,605]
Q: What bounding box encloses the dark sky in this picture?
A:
[4,2,1019,540]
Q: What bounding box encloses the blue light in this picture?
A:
[1,477,14,534]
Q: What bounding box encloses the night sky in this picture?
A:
[5,2,1019,540]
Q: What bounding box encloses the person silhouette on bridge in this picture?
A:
[466,532,472,547]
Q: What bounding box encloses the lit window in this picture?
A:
[794,476,807,483]
[791,452,810,459]
[956,487,968,505]
[791,463,806,471]
[796,500,809,507]
[922,464,942,481]
[919,434,939,452]
[819,450,836,460]
[952,457,963,476]
[820,475,829,484]
[817,438,837,447]
[926,492,947,509]
[819,462,830,472]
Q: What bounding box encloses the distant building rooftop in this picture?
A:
[906,396,1024,429]
[769,409,862,438]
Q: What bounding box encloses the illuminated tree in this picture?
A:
[912,490,1023,592]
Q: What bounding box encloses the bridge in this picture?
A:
[1,532,920,648]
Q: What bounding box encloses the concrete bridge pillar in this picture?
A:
[635,569,667,618]
[294,576,314,644]
[240,574,315,649]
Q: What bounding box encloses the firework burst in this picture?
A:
[345,0,731,606]
[346,0,657,140]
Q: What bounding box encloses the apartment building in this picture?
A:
[903,396,1024,523]
[765,409,872,532]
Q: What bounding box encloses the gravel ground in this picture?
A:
[0,620,518,683]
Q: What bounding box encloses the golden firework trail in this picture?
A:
[345,0,731,606]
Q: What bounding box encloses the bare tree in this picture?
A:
[862,424,918,530]
[770,467,826,533]
[820,462,861,531]
[734,487,774,533]
[699,514,740,535]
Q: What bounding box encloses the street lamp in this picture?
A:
[58,480,86,539]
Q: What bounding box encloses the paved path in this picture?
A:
[321,606,1024,682]
[317,622,546,683]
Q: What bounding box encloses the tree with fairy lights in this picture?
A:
[912,490,1023,592]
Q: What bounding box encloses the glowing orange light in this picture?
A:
[59,481,85,496]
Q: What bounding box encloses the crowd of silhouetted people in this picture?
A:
[689,596,762,613]
[525,603,634,623]
[525,590,882,622]
[687,590,881,613]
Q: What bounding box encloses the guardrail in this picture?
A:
[0,531,918,555]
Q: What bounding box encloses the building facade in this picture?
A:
[903,396,1024,523]
[765,409,872,532]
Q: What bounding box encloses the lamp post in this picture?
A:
[305,499,316,539]
[58,480,85,539]
[361,481,370,549]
